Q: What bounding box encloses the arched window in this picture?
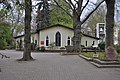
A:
[46,36,49,46]
[86,41,87,46]
[55,32,61,46]
[92,41,95,46]
[67,37,71,46]
[35,40,37,45]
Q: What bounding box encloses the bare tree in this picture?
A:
[53,0,104,52]
[83,4,106,36]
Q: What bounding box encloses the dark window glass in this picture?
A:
[55,32,61,46]
[92,41,95,46]
[67,37,70,46]
[46,36,49,46]
[86,41,87,46]
[35,40,37,45]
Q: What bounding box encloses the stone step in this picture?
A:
[91,62,120,68]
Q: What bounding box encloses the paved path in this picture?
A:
[0,50,120,80]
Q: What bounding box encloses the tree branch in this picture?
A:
[74,0,78,3]
[64,0,73,10]
[67,0,78,16]
[53,0,73,18]
[81,0,104,24]
[81,0,89,14]
[68,0,76,10]
[77,0,83,16]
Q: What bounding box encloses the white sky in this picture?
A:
[81,0,101,19]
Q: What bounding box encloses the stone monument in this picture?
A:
[105,46,118,60]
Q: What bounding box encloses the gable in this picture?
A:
[14,24,99,40]
[39,24,99,40]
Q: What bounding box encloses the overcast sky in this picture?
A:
[0,0,105,22]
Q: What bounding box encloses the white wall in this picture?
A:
[15,33,38,49]
[81,36,98,47]
[31,33,39,45]
[15,26,99,49]
[39,26,98,48]
[39,26,73,48]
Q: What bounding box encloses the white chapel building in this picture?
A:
[14,24,99,50]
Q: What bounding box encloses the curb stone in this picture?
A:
[79,54,120,68]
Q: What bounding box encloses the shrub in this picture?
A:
[0,38,7,50]
[36,47,40,51]
[98,42,105,50]
[114,45,120,53]
[60,47,65,49]
[49,42,55,49]
[81,45,85,49]
[40,46,46,52]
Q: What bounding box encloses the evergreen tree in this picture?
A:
[36,0,50,30]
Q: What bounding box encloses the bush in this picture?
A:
[114,45,120,53]
[0,39,7,50]
[40,46,46,52]
[98,42,105,50]
[60,47,65,49]
[49,42,55,49]
[36,47,40,51]
[81,45,85,49]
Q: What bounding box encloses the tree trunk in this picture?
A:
[105,0,115,48]
[19,0,34,61]
[72,12,82,52]
[53,0,104,53]
[72,24,82,52]
[118,30,120,45]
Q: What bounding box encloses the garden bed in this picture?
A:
[79,52,120,68]
[80,52,120,61]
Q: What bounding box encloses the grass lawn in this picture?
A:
[80,52,120,61]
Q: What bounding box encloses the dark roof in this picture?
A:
[82,34,100,40]
[14,34,24,39]
[14,31,37,39]
[14,24,99,40]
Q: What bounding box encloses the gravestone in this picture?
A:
[105,46,118,60]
